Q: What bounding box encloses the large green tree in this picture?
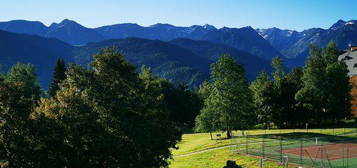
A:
[250,58,305,128]
[196,55,255,138]
[48,59,67,97]
[296,42,351,125]
[279,68,305,127]
[31,49,181,168]
[270,67,305,128]
[0,63,42,167]
[159,78,202,127]
[249,71,274,127]
[195,81,217,139]
[269,57,304,128]
[6,63,41,99]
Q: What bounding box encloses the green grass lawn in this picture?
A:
[170,128,357,168]
[170,148,291,168]
[172,132,232,156]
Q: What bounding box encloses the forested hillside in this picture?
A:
[169,38,272,80]
[0,30,272,88]
[0,30,73,88]
[72,38,211,87]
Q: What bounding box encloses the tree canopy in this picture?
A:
[48,59,66,97]
[195,55,255,138]
[296,42,351,125]
[250,42,351,128]
[1,49,182,168]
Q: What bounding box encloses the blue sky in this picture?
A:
[0,0,356,31]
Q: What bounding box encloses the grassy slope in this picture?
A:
[172,133,232,156]
[1,129,354,168]
[170,128,356,168]
[170,148,287,168]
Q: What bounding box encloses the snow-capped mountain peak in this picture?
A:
[202,24,217,30]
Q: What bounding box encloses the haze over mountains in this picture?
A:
[0,19,356,88]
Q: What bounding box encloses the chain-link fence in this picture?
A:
[231,128,357,168]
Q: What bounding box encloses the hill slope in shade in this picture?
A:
[169,38,272,81]
[0,20,48,36]
[0,30,73,88]
[72,38,212,87]
[73,38,272,85]
[0,30,274,89]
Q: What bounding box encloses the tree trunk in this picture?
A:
[209,132,213,140]
[226,130,232,139]
[226,119,232,139]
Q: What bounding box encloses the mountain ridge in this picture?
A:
[0,30,74,88]
[1,19,356,69]
[0,29,272,88]
[0,19,280,60]
[257,19,357,66]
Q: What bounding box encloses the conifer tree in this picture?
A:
[48,59,66,97]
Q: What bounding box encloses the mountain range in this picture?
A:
[0,30,271,88]
[257,19,357,66]
[0,19,280,60]
[0,19,356,88]
[1,19,356,62]
[0,19,105,46]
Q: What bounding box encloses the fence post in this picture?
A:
[320,142,324,167]
[279,135,283,163]
[343,143,345,168]
[300,138,303,166]
[306,123,308,133]
[259,158,264,168]
[245,131,248,154]
[347,145,350,168]
[262,134,265,158]
[283,156,289,168]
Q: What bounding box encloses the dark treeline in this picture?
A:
[195,42,352,137]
